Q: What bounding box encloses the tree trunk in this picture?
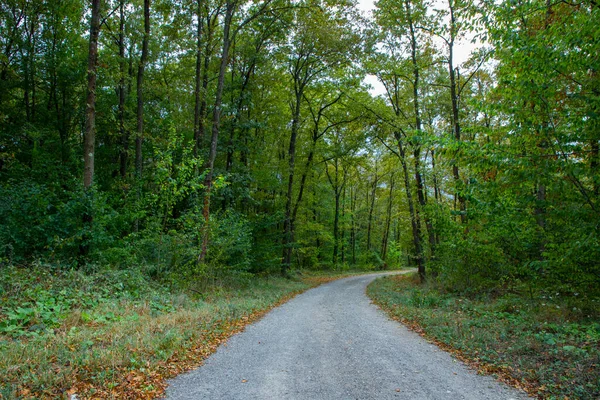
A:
[366,171,377,251]
[135,0,150,181]
[81,0,102,258]
[199,0,234,263]
[118,0,128,178]
[447,0,467,225]
[330,159,340,265]
[83,0,101,190]
[350,185,356,264]
[282,87,302,275]
[395,131,425,281]
[381,174,394,262]
[592,140,599,197]
[341,183,346,264]
[313,192,321,260]
[193,0,204,160]
[405,0,427,280]
[196,12,215,159]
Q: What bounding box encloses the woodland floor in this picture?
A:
[368,274,600,400]
[0,266,361,399]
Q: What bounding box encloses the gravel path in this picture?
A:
[165,272,530,400]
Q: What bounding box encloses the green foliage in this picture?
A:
[205,210,254,274]
[369,275,600,399]
[0,2,598,396]
[0,180,123,262]
[0,263,326,398]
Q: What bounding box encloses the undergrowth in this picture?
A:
[0,264,361,399]
[367,274,600,400]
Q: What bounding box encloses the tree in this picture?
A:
[280,0,360,275]
[84,0,102,190]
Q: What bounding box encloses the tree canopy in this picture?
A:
[0,0,598,295]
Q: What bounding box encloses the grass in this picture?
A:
[367,273,600,400]
[0,264,368,399]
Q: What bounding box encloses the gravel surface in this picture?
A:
[165,272,530,400]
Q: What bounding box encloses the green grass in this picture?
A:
[367,274,600,400]
[0,264,366,399]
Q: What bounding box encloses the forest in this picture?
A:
[2,0,599,291]
[0,0,599,397]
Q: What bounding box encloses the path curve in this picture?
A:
[165,272,529,400]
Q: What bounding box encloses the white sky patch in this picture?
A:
[357,0,376,14]
[364,74,387,97]
[358,0,483,98]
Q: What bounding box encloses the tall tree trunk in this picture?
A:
[225,37,237,174]
[431,149,441,246]
[83,0,101,189]
[135,0,150,181]
[24,13,37,125]
[333,191,340,265]
[366,170,378,251]
[341,183,346,264]
[199,0,234,263]
[82,0,102,258]
[196,12,215,164]
[118,0,128,178]
[291,93,345,224]
[193,0,204,161]
[281,49,311,275]
[447,0,467,225]
[396,136,425,281]
[134,0,149,232]
[405,0,427,280]
[592,140,599,197]
[381,174,394,262]
[282,89,302,275]
[328,159,342,265]
[48,22,68,164]
[312,189,321,260]
[350,185,357,264]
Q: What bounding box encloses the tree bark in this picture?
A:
[405,0,428,280]
[381,174,394,262]
[199,0,235,263]
[396,135,425,281]
[197,12,216,160]
[193,0,204,160]
[84,0,101,189]
[366,171,378,251]
[81,0,102,258]
[326,158,344,266]
[350,185,357,264]
[282,87,302,275]
[341,183,346,264]
[135,0,150,180]
[118,0,128,178]
[447,0,467,225]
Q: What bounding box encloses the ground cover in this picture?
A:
[367,274,600,400]
[0,265,363,399]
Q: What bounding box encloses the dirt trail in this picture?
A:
[165,272,529,400]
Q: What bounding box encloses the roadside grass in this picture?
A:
[0,265,368,399]
[367,274,600,400]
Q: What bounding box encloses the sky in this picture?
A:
[356,0,481,97]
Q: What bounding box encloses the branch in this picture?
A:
[415,25,450,47]
[458,51,489,95]
[100,3,121,27]
[375,134,402,160]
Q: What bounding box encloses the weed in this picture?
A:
[0,265,360,398]
[367,274,600,400]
